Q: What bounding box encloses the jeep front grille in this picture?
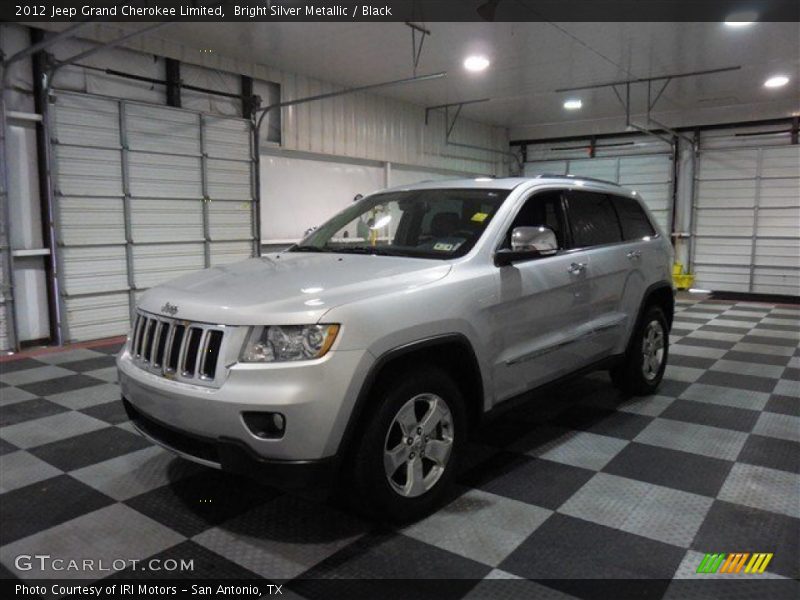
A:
[130,312,227,386]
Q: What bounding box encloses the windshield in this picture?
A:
[291,188,509,259]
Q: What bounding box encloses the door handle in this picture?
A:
[626,250,641,260]
[568,262,587,274]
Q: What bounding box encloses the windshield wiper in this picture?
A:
[289,244,327,252]
[330,246,396,256]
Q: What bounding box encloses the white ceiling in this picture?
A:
[36,21,800,139]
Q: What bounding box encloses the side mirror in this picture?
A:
[511,226,558,254]
[494,226,559,267]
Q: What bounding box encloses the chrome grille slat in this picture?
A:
[141,319,157,362]
[129,311,226,388]
[182,327,204,378]
[162,323,178,374]
[133,315,146,357]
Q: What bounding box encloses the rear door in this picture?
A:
[563,190,629,360]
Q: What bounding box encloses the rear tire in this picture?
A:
[611,305,669,396]
[349,365,466,523]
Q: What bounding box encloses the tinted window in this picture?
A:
[566,191,623,247]
[504,190,566,249]
[612,195,656,240]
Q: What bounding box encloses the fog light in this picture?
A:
[242,412,286,439]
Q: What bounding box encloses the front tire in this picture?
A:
[350,366,466,522]
[611,305,669,396]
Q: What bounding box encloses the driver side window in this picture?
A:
[503,190,567,249]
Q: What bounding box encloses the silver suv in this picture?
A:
[118,176,674,521]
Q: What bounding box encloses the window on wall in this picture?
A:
[566,191,623,248]
[612,195,656,240]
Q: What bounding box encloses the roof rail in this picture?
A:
[535,173,621,187]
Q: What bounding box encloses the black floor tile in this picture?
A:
[657,378,692,398]
[668,354,718,370]
[699,325,748,335]
[293,532,489,600]
[0,474,114,545]
[722,351,792,367]
[670,327,694,337]
[781,367,799,381]
[692,501,800,579]
[0,438,18,456]
[0,358,47,374]
[765,394,800,417]
[741,335,798,347]
[106,540,263,580]
[80,399,129,424]
[674,316,713,324]
[697,370,778,393]
[500,513,686,580]
[723,305,770,313]
[124,471,279,537]
[17,374,107,396]
[722,315,765,323]
[0,397,69,427]
[602,442,734,497]
[553,406,653,440]
[56,355,117,373]
[737,435,800,474]
[29,426,151,471]
[93,343,124,355]
[462,452,594,509]
[660,399,760,433]
[755,322,800,333]
[676,337,737,351]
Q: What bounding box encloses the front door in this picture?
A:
[488,189,592,402]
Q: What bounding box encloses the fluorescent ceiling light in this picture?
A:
[464,55,490,72]
[563,98,583,110]
[764,75,789,88]
[724,11,758,26]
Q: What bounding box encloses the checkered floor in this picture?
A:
[1,295,798,598]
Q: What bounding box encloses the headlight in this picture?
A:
[240,324,340,363]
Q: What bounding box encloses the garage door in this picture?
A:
[523,134,674,233]
[692,125,800,295]
[50,92,257,342]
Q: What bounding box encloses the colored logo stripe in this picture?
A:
[696,553,773,574]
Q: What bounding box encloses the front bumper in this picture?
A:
[117,345,374,464]
[123,399,338,488]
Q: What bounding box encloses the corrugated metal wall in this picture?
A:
[522,135,674,233]
[692,125,800,295]
[277,72,508,176]
[50,91,256,342]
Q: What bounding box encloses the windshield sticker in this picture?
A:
[433,242,455,251]
[471,212,489,223]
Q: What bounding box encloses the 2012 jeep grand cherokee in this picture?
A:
[118,176,674,521]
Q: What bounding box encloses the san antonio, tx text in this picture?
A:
[16,584,281,596]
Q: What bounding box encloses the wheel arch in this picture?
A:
[335,333,484,461]
[626,281,675,353]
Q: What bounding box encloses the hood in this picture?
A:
[137,252,452,325]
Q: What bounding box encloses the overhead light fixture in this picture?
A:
[464,55,490,72]
[764,75,789,88]
[724,11,758,26]
[563,98,583,110]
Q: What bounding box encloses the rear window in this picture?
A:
[613,195,656,240]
